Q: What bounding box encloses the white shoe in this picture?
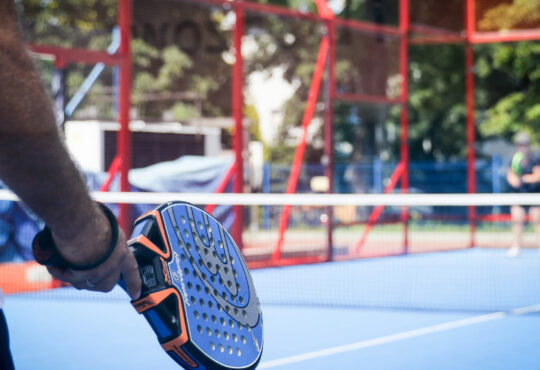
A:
[507,246,520,258]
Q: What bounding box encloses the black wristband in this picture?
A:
[32,202,119,271]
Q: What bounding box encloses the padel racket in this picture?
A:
[33,201,263,369]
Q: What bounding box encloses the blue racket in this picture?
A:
[128,202,263,369]
[33,201,263,369]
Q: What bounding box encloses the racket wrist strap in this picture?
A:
[32,202,119,271]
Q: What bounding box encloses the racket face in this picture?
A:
[129,202,263,370]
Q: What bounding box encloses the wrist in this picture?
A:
[33,203,119,270]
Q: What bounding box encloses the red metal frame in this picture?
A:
[232,3,245,249]
[99,156,122,192]
[205,162,236,215]
[399,0,410,253]
[25,0,540,267]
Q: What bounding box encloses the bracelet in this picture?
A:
[32,202,119,271]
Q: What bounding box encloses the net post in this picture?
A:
[117,0,132,234]
[465,0,476,248]
[399,0,410,254]
[232,3,245,250]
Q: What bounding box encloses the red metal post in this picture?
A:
[465,0,476,247]
[399,0,409,253]
[118,0,132,233]
[324,16,336,262]
[232,4,245,249]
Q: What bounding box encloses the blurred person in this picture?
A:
[0,1,142,368]
[506,132,540,257]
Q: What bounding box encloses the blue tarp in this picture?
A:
[0,155,234,262]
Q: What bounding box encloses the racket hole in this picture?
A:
[236,348,242,356]
[232,334,238,342]
[211,315,217,324]
[187,282,193,289]
[183,229,189,238]
[224,267,229,274]
[234,308,238,315]
[217,303,223,312]
[190,296,196,304]
[207,262,213,269]
[218,241,223,248]
[197,325,202,333]
[203,249,209,256]
[215,330,221,338]
[218,344,224,353]
[220,317,226,326]
[222,292,228,300]
[219,278,224,285]
[210,342,216,351]
[201,273,207,281]
[227,280,232,288]
[190,220,195,228]
[236,283,241,290]
[208,301,214,309]
[181,216,186,224]
[183,268,190,276]
[242,310,247,318]
[199,299,205,307]
[220,254,226,260]
[198,259,204,266]
[195,284,201,292]
[210,240,215,247]
[227,346,233,355]
[210,276,216,283]
[212,251,218,258]
[229,319,235,328]
[239,297,245,304]
[193,271,198,278]
[203,313,208,321]
[225,305,231,313]
[186,243,192,251]
[231,258,235,265]
[202,236,208,244]
[180,254,186,261]
[189,256,195,264]
[198,221,203,230]
[241,336,246,344]
[233,270,238,278]
[194,311,200,319]
[206,327,212,336]
[196,245,201,253]
[216,265,221,272]
[224,331,229,340]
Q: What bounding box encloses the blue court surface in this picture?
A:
[4,248,540,369]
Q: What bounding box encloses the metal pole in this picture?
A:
[399,0,410,253]
[465,0,476,248]
[118,0,132,233]
[324,17,336,262]
[232,3,245,249]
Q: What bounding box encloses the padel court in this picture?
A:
[5,248,540,369]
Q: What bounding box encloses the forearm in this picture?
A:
[0,0,101,242]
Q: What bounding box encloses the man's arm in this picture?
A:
[0,1,140,299]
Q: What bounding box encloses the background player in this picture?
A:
[506,132,540,257]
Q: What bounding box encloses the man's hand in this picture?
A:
[45,205,142,300]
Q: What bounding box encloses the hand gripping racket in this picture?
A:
[33,201,263,370]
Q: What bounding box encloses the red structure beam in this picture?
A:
[205,162,236,215]
[117,0,132,234]
[99,156,122,192]
[399,0,410,253]
[232,3,245,249]
[272,33,330,262]
[27,44,123,66]
[471,30,540,44]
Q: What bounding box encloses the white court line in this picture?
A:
[259,304,540,369]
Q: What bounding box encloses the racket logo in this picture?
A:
[171,251,191,307]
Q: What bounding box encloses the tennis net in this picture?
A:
[1,190,540,312]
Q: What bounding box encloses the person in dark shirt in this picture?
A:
[506,133,540,257]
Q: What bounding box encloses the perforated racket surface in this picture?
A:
[128,202,263,369]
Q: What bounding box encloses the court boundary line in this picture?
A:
[258,304,540,369]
